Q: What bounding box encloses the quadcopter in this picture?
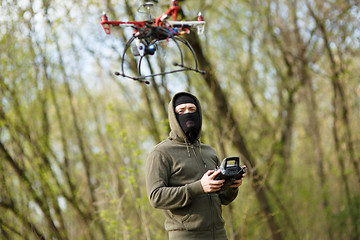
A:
[101,0,206,84]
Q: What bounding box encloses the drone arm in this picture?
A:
[101,13,111,34]
[155,0,180,26]
[170,0,180,21]
[101,13,146,34]
[170,5,179,21]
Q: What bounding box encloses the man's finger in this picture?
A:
[205,170,215,176]
[231,180,243,187]
[211,179,224,186]
[209,169,221,179]
[210,184,222,191]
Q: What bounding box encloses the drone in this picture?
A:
[101,0,206,84]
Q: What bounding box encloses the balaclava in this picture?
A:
[174,94,201,144]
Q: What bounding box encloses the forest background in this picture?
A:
[1,0,359,239]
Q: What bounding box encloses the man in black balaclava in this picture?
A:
[146,92,245,240]
[173,93,201,144]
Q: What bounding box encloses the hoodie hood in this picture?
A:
[168,92,202,144]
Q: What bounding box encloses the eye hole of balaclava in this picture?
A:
[174,94,201,144]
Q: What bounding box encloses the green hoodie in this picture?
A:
[146,92,239,240]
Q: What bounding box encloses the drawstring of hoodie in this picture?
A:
[184,137,191,157]
[198,140,207,168]
[185,138,207,168]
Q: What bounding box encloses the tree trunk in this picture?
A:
[187,33,283,240]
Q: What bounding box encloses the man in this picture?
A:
[146,92,244,240]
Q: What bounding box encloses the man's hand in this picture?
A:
[230,178,243,188]
[230,169,246,189]
[200,170,225,193]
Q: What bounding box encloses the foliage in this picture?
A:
[0,0,359,239]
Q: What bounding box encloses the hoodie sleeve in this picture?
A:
[146,149,204,210]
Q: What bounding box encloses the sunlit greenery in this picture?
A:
[1,0,359,239]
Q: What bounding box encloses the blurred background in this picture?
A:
[0,0,359,239]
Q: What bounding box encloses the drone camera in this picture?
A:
[132,43,156,57]
[147,44,156,55]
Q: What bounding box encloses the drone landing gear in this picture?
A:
[114,35,205,84]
